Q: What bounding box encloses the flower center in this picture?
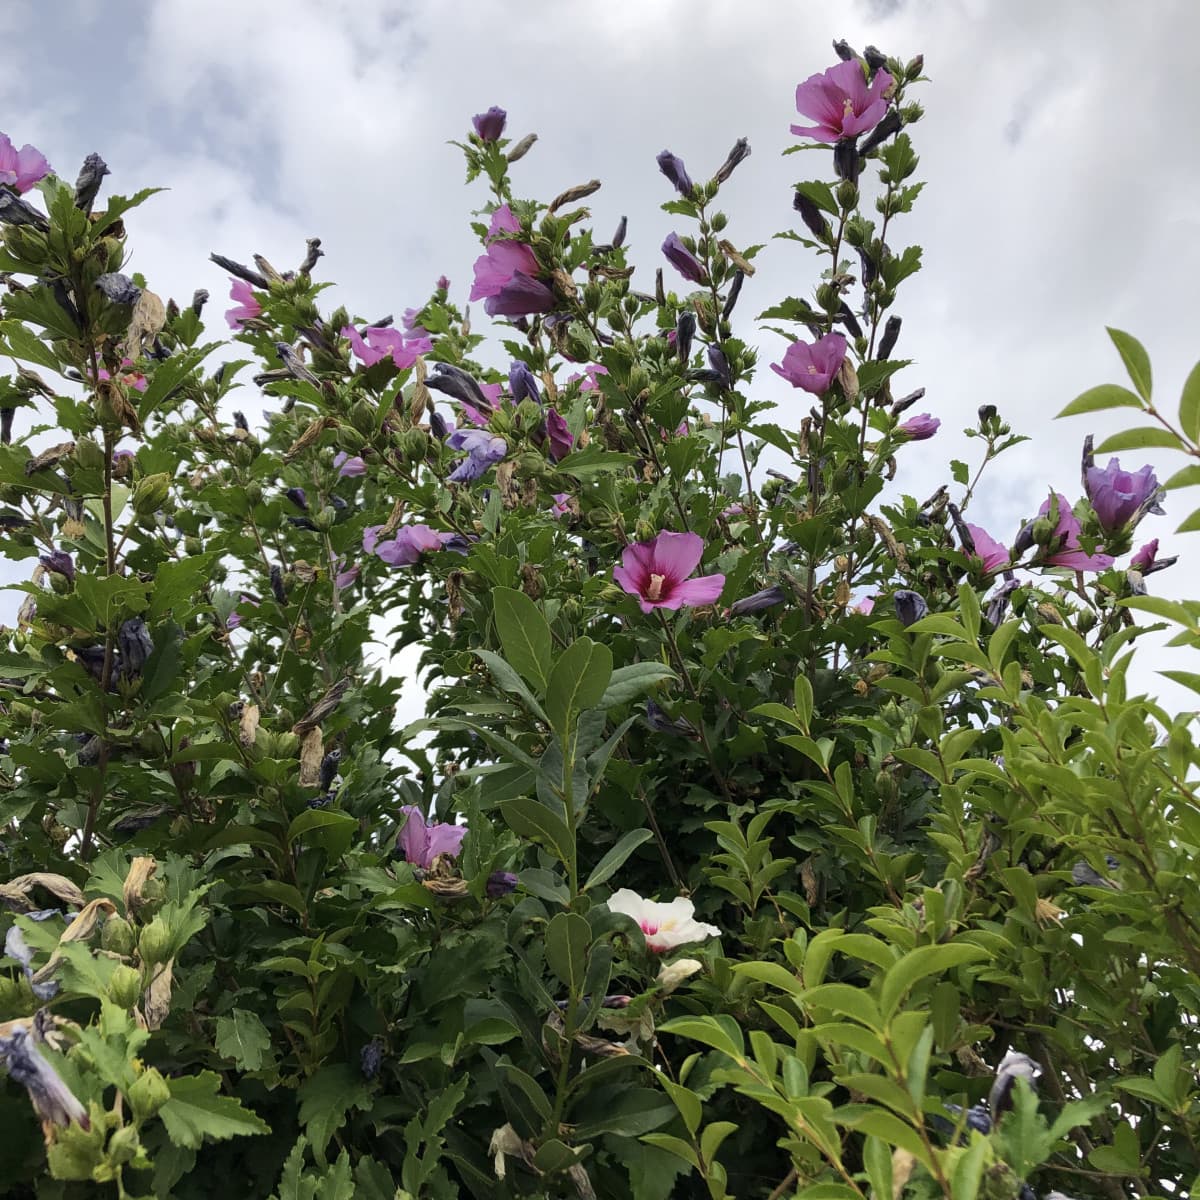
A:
[842,97,855,119]
[639,920,659,935]
[806,364,818,374]
[646,573,666,601]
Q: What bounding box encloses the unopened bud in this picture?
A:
[862,45,888,72]
[128,1067,170,1121]
[859,109,903,156]
[138,917,171,965]
[506,133,537,163]
[108,964,143,1009]
[793,191,830,240]
[876,316,901,360]
[612,215,627,248]
[832,38,857,62]
[132,473,170,516]
[713,137,751,185]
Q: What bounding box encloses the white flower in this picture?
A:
[656,957,703,994]
[606,888,719,953]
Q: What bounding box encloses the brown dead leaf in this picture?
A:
[31,897,116,985]
[122,288,166,358]
[283,416,336,461]
[238,703,260,748]
[24,441,75,477]
[891,1148,917,1199]
[122,857,157,916]
[143,959,173,1030]
[298,726,323,787]
[292,676,351,735]
[0,872,86,911]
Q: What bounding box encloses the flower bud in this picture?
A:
[506,133,537,163]
[656,150,694,197]
[834,142,861,185]
[108,964,143,1009]
[713,137,751,185]
[977,404,997,429]
[486,870,519,898]
[349,399,375,436]
[793,191,830,240]
[132,473,170,516]
[106,1123,141,1166]
[138,917,171,965]
[101,915,135,956]
[832,38,857,62]
[858,109,903,156]
[675,311,695,364]
[128,1067,170,1121]
[612,215,627,248]
[893,589,928,627]
[876,316,901,360]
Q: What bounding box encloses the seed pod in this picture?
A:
[506,133,537,163]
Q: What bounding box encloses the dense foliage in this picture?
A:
[0,40,1197,1200]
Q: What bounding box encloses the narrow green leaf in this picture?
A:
[583,828,654,891]
[545,636,613,735]
[1107,327,1153,401]
[1163,464,1200,490]
[793,673,814,732]
[501,797,574,866]
[1055,383,1143,418]
[1179,358,1200,443]
[545,911,590,995]
[1094,426,1181,454]
[597,662,675,709]
[286,808,356,859]
[879,944,989,1019]
[492,587,552,691]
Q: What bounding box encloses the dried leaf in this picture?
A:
[292,676,351,735]
[891,1148,916,1199]
[239,703,260,748]
[24,442,75,477]
[122,288,166,358]
[298,727,323,787]
[283,416,336,461]
[143,958,173,1030]
[378,498,405,539]
[717,239,756,276]
[31,898,116,984]
[122,857,157,916]
[0,873,86,911]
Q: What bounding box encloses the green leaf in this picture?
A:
[1094,426,1182,454]
[1107,326,1152,401]
[583,828,654,891]
[1056,383,1144,418]
[793,673,814,732]
[159,1071,269,1150]
[1163,464,1200,490]
[792,179,839,216]
[287,808,357,859]
[545,910,590,994]
[879,944,989,1019]
[1179,358,1200,443]
[545,636,613,734]
[473,648,549,723]
[597,662,675,709]
[493,586,552,691]
[659,1014,745,1061]
[501,796,574,866]
[214,1008,272,1071]
[0,319,62,372]
[298,1064,372,1165]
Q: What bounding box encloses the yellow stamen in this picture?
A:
[647,573,665,602]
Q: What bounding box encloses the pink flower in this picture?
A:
[606,888,719,953]
[965,524,1010,573]
[898,413,940,440]
[613,531,726,614]
[0,134,50,193]
[791,61,893,142]
[577,364,609,393]
[225,278,262,330]
[397,805,465,869]
[551,493,571,517]
[97,358,147,393]
[469,204,554,318]
[1038,494,1114,571]
[1131,539,1158,572]
[334,558,359,590]
[851,594,876,615]
[771,332,846,394]
[460,382,505,427]
[342,324,433,370]
[365,523,454,565]
[1084,458,1159,532]
[334,452,366,478]
[545,408,574,461]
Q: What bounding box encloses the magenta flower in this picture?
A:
[551,493,572,518]
[614,531,726,614]
[460,382,505,427]
[791,60,893,142]
[225,278,262,330]
[472,106,507,142]
[1038,494,1114,571]
[1131,539,1158,572]
[366,523,455,566]
[469,204,555,318]
[662,233,707,284]
[97,358,147,393]
[770,332,846,394]
[436,274,450,291]
[851,594,876,615]
[965,524,1010,573]
[398,804,466,869]
[898,413,940,440]
[545,408,574,461]
[1084,458,1160,532]
[342,324,433,370]
[334,452,366,478]
[0,134,50,193]
[567,364,609,393]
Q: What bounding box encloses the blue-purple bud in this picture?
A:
[707,344,732,389]
[675,311,695,364]
[729,585,785,616]
[486,870,519,898]
[360,1038,385,1080]
[39,550,75,584]
[656,150,694,197]
[429,410,450,440]
[508,361,541,404]
[472,106,507,142]
[612,215,627,248]
[893,589,928,627]
[285,486,308,512]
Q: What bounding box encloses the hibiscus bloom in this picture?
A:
[397,805,465,869]
[607,888,720,953]
[613,531,725,614]
[791,60,893,142]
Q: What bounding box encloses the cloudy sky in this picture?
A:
[3,0,1198,708]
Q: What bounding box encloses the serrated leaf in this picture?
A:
[214,1008,272,1071]
[159,1071,269,1149]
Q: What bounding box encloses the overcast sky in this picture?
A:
[3,0,1198,709]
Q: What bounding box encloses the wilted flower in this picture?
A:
[661,233,707,284]
[225,278,262,330]
[334,559,359,590]
[342,324,432,370]
[897,413,940,440]
[448,428,507,482]
[117,617,154,677]
[729,585,786,617]
[893,589,928,626]
[96,359,148,393]
[4,927,58,1001]
[551,493,572,518]
[0,1024,89,1130]
[987,1049,1041,1117]
[771,332,847,394]
[1130,539,1158,572]
[333,451,366,478]
[645,699,699,739]
[656,957,703,993]
[486,870,519,898]
[39,550,75,584]
[366,523,456,566]
[0,134,51,193]
[964,523,1009,573]
[360,1037,385,1080]
[613,531,726,613]
[508,360,541,404]
[469,204,555,317]
[1038,494,1114,570]
[544,408,574,461]
[656,150,693,197]
[397,805,465,869]
[606,888,720,953]
[707,344,731,389]
[791,60,894,142]
[472,106,507,141]
[568,364,609,393]
[1084,458,1160,532]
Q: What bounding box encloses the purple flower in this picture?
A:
[1038,494,1114,571]
[285,487,308,512]
[964,524,1010,573]
[567,364,609,393]
[334,559,359,590]
[227,593,258,629]
[472,106,507,142]
[893,589,928,626]
[898,413,940,440]
[508,360,541,404]
[486,870,519,898]
[1084,458,1160,532]
[397,804,465,869]
[656,150,693,197]
[334,452,366,478]
[545,408,574,462]
[0,134,50,193]
[791,60,894,142]
[39,550,74,584]
[613,531,726,614]
[448,428,507,483]
[436,275,450,291]
[225,278,262,330]
[771,332,847,394]
[342,324,432,370]
[469,204,555,318]
[366,523,454,566]
[662,232,707,284]
[729,585,786,617]
[0,1026,89,1130]
[1131,539,1158,572]
[551,493,572,518]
